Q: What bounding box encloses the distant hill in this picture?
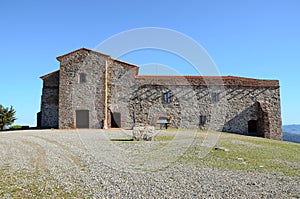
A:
[282,124,300,144]
[282,124,300,134]
[283,132,300,144]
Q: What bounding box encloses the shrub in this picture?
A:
[9,125,22,130]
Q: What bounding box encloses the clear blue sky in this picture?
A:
[0,0,299,126]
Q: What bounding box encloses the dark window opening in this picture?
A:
[37,111,41,128]
[79,73,86,83]
[248,120,257,133]
[111,112,121,128]
[211,92,220,103]
[200,115,206,125]
[163,91,172,103]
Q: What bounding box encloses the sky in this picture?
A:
[0,0,299,126]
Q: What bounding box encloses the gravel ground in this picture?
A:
[0,129,299,198]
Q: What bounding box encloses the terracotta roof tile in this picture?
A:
[135,75,279,87]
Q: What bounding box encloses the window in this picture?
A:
[163,91,172,103]
[79,73,86,83]
[211,92,220,103]
[200,115,206,125]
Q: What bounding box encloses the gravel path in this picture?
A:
[0,129,299,198]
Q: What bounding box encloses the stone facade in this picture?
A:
[39,48,282,140]
[107,58,137,129]
[40,70,59,128]
[57,49,107,129]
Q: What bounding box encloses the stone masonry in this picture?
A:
[39,48,282,140]
[40,70,59,128]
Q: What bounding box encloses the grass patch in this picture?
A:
[0,168,92,198]
[180,132,300,176]
[9,125,23,130]
[155,135,175,141]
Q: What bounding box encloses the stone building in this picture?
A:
[38,48,282,140]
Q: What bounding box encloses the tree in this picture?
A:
[0,105,16,130]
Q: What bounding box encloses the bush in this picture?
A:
[9,125,22,130]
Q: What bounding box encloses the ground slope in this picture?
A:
[0,130,299,198]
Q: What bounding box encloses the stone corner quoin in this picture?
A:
[37,48,282,141]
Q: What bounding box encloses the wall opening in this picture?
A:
[199,114,206,125]
[37,111,41,128]
[79,73,86,83]
[76,110,89,128]
[248,120,257,134]
[163,91,172,103]
[111,112,121,128]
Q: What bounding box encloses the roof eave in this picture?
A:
[56,48,111,62]
[40,70,60,80]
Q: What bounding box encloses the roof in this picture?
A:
[56,48,110,62]
[40,70,59,80]
[135,75,279,87]
[136,75,256,80]
[40,48,279,88]
[56,48,138,68]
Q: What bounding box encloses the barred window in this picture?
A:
[163,91,172,103]
[211,92,220,103]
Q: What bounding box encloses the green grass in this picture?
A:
[180,132,300,176]
[0,168,92,198]
[107,131,299,176]
[155,135,175,141]
[9,125,22,130]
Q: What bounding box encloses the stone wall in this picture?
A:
[124,77,282,140]
[126,83,227,131]
[58,49,107,128]
[39,48,282,140]
[107,59,137,129]
[221,86,282,140]
[40,71,59,128]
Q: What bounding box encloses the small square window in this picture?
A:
[200,115,206,125]
[163,91,172,103]
[79,73,86,83]
[211,92,220,103]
